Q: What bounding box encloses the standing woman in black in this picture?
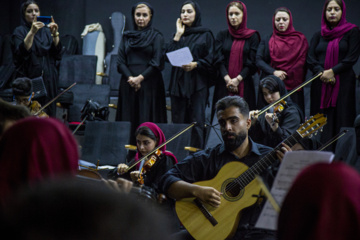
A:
[256,7,308,112]
[213,1,260,113]
[307,0,360,149]
[167,1,215,149]
[12,0,62,117]
[116,2,167,143]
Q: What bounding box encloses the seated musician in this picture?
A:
[12,77,48,117]
[249,75,303,148]
[109,122,179,231]
[110,122,178,194]
[159,96,278,240]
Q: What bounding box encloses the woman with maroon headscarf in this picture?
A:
[307,0,360,150]
[213,1,260,112]
[256,7,308,112]
[278,162,360,240]
[114,122,177,194]
[0,117,79,208]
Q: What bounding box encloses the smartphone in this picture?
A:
[37,16,52,25]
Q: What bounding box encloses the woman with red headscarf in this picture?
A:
[0,117,79,208]
[256,7,308,112]
[307,0,360,150]
[213,1,260,112]
[278,162,360,240]
[114,122,178,194]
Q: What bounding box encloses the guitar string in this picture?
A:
[224,131,303,194]
[226,118,322,193]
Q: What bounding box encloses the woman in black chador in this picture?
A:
[12,0,62,117]
[166,1,215,149]
[116,2,167,143]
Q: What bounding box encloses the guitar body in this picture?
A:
[175,161,262,240]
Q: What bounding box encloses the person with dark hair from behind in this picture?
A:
[12,77,48,117]
[0,177,173,240]
[0,98,31,137]
[277,162,360,240]
[160,95,277,240]
[249,75,303,148]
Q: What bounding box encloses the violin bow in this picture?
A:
[125,122,197,172]
[34,82,77,116]
[317,129,348,151]
[257,72,322,116]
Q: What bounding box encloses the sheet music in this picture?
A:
[166,47,193,67]
[255,151,334,231]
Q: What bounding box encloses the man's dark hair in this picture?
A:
[215,96,249,118]
[12,78,33,96]
[0,99,31,135]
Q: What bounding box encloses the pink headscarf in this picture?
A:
[269,7,309,91]
[320,0,357,109]
[226,1,258,97]
[0,117,79,207]
[278,162,360,240]
[134,122,178,169]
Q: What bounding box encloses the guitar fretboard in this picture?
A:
[229,131,302,191]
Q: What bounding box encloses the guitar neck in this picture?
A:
[235,131,303,188]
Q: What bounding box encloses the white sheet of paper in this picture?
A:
[166,47,193,67]
[255,151,334,231]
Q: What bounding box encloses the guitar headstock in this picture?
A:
[297,113,327,138]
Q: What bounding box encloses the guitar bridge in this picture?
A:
[194,198,218,226]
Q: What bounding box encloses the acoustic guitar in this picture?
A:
[175,113,327,240]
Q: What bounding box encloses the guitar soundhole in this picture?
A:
[221,179,244,201]
[225,183,240,197]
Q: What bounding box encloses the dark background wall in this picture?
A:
[1,0,360,70]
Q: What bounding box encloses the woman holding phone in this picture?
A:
[12,0,62,117]
[166,1,215,149]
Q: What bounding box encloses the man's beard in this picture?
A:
[222,130,247,152]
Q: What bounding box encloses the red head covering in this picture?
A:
[0,117,79,207]
[278,162,360,240]
[134,122,178,169]
[269,7,309,91]
[226,1,258,97]
[320,0,357,109]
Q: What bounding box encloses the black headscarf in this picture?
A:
[123,2,161,50]
[180,1,211,36]
[15,0,52,56]
[257,75,304,120]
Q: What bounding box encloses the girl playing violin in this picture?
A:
[112,122,178,194]
[249,75,304,148]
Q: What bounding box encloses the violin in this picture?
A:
[256,72,322,117]
[137,149,162,185]
[272,100,287,123]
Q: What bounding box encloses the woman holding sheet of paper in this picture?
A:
[116,2,167,144]
[166,1,215,149]
[213,1,260,112]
